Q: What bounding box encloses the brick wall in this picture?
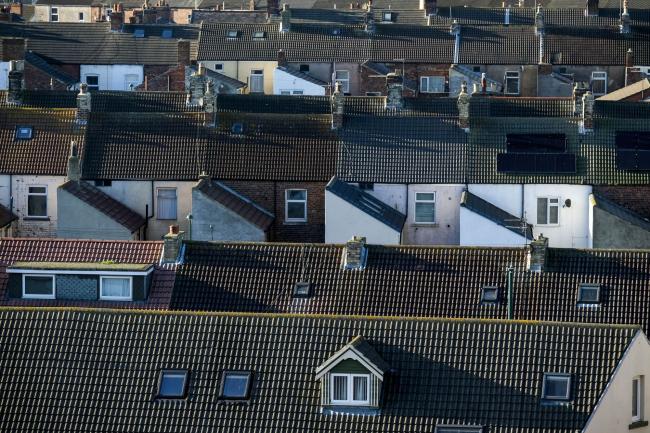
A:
[359,62,450,97]
[1,38,25,61]
[24,62,70,91]
[139,65,186,91]
[57,275,98,300]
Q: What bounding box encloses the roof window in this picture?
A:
[331,27,342,36]
[253,31,266,39]
[226,29,240,39]
[293,281,311,298]
[382,11,393,22]
[219,371,253,400]
[161,29,173,38]
[231,123,244,134]
[15,126,33,140]
[577,283,600,305]
[480,286,500,305]
[435,427,483,433]
[541,373,571,402]
[134,28,145,38]
[157,370,189,399]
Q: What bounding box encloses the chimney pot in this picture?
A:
[527,234,548,272]
[280,4,291,31]
[277,49,288,67]
[67,141,81,182]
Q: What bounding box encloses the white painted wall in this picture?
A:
[364,184,407,213]
[460,207,527,247]
[273,68,326,96]
[80,65,143,91]
[0,62,9,90]
[0,175,10,209]
[325,191,401,245]
[467,184,593,248]
[10,175,65,238]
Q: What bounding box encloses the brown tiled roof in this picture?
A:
[59,180,146,233]
[0,203,17,228]
[594,186,650,220]
[196,178,274,230]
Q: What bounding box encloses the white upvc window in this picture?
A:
[280,90,304,95]
[157,187,177,220]
[591,71,608,96]
[100,276,133,301]
[85,75,100,91]
[51,7,58,21]
[330,373,370,405]
[537,197,560,225]
[420,76,445,93]
[633,376,644,423]
[542,373,571,401]
[22,274,55,299]
[414,192,436,223]
[504,71,520,95]
[249,69,264,93]
[27,185,48,218]
[334,70,350,93]
[285,189,307,222]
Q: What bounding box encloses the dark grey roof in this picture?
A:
[0,307,638,433]
[326,176,405,232]
[593,192,650,232]
[316,335,391,378]
[90,91,194,112]
[461,190,533,239]
[191,10,269,24]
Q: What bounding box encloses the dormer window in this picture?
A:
[542,373,571,402]
[253,31,266,39]
[226,29,240,39]
[577,283,600,305]
[293,281,311,298]
[157,370,189,399]
[15,126,33,140]
[480,286,500,305]
[100,276,132,301]
[331,373,369,405]
[219,371,253,400]
[22,274,55,299]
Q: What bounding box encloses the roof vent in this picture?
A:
[332,27,342,36]
[231,123,244,134]
[342,236,367,270]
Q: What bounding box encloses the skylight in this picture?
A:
[541,373,571,401]
[577,283,600,305]
[227,29,239,39]
[293,281,311,298]
[157,370,189,399]
[480,286,499,305]
[15,126,33,140]
[253,31,266,39]
[134,28,145,38]
[382,11,393,22]
[231,123,244,134]
[161,29,173,39]
[220,371,253,400]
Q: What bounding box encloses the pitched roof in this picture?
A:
[460,190,533,239]
[204,67,247,89]
[0,90,77,108]
[0,203,17,228]
[59,180,146,232]
[195,178,274,230]
[90,91,193,112]
[0,307,637,433]
[594,186,650,220]
[592,192,650,232]
[326,176,406,232]
[315,335,391,379]
[597,78,650,101]
[25,51,78,87]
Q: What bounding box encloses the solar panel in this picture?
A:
[617,150,650,171]
[497,153,576,174]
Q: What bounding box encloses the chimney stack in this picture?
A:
[331,82,344,129]
[585,0,598,16]
[67,141,81,182]
[7,60,22,105]
[277,49,288,67]
[267,0,279,16]
[626,48,635,68]
[420,0,437,15]
[76,83,91,125]
[187,64,207,106]
[385,71,403,110]
[620,0,630,34]
[581,90,594,132]
[177,39,191,66]
[10,2,22,16]
[202,80,216,116]
[535,5,544,36]
[109,4,124,31]
[457,82,470,132]
[342,236,367,270]
[162,225,185,263]
[280,4,291,32]
[364,10,375,33]
[572,83,587,116]
[526,234,548,273]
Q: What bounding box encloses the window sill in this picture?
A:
[629,420,648,430]
[23,216,50,221]
[322,406,380,416]
[284,221,307,225]
[412,222,439,227]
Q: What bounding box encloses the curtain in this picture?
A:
[157,189,177,220]
[102,278,130,298]
[353,376,367,401]
[333,376,347,401]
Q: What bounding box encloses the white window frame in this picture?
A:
[156,187,177,220]
[435,426,483,433]
[334,70,350,93]
[382,11,393,22]
[280,89,304,95]
[414,191,436,224]
[27,185,48,218]
[99,276,133,301]
[285,189,307,223]
[633,376,644,423]
[249,69,264,93]
[504,70,520,95]
[22,274,55,299]
[420,76,445,94]
[330,373,370,405]
[537,197,560,226]
[50,6,58,21]
[84,75,100,91]
[591,71,608,96]
[542,373,571,401]
[577,283,600,305]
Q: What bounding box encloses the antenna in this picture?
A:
[505,214,530,249]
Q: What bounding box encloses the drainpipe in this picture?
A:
[507,266,514,320]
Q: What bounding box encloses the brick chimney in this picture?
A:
[67,141,81,182]
[364,9,375,33]
[177,40,191,66]
[162,225,185,263]
[267,0,279,17]
[202,80,216,115]
[280,4,291,32]
[457,82,470,131]
[342,236,367,270]
[76,83,91,125]
[186,64,207,106]
[585,0,598,16]
[277,49,288,67]
[526,234,548,272]
[620,0,630,34]
[625,49,644,86]
[385,71,403,110]
[7,60,22,105]
[420,0,437,15]
[9,2,22,16]
[535,5,544,36]
[331,81,344,129]
[110,4,124,31]
[581,90,594,132]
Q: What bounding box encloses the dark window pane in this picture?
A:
[287,202,305,219]
[537,198,547,224]
[415,202,435,223]
[24,276,53,296]
[223,373,250,398]
[28,195,47,217]
[159,372,186,397]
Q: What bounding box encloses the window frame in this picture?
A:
[219,370,253,400]
[226,29,239,39]
[334,70,350,93]
[633,375,644,423]
[22,274,55,299]
[504,70,520,95]
[591,71,608,96]
[537,197,560,226]
[480,285,500,305]
[84,74,100,91]
[249,69,264,93]
[156,369,189,400]
[285,189,308,223]
[15,125,33,140]
[330,373,371,406]
[414,191,436,224]
[99,276,133,301]
[435,426,483,433]
[292,281,311,298]
[50,6,58,21]
[26,185,48,218]
[541,373,572,401]
[420,76,445,94]
[576,283,601,305]
[156,187,178,220]
[382,11,393,22]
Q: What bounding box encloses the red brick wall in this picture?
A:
[1,38,24,61]
[139,65,186,91]
[24,62,70,90]
[360,62,450,97]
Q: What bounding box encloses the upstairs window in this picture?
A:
[334,70,350,93]
[414,192,436,224]
[220,371,253,400]
[331,373,369,405]
[157,187,177,220]
[22,274,55,299]
[506,134,567,153]
[480,286,500,305]
[299,64,310,72]
[285,189,307,222]
[51,6,58,22]
[382,11,393,22]
[577,283,600,305]
[78,12,84,21]
[15,126,33,140]
[542,373,571,401]
[161,29,173,38]
[591,71,607,96]
[94,180,112,187]
[100,276,132,301]
[85,75,100,91]
[358,182,374,190]
[633,376,644,423]
[420,76,445,94]
[134,28,145,38]
[27,185,48,218]
[504,71,520,95]
[157,370,189,399]
[537,197,559,226]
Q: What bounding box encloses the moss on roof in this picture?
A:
[10,261,153,272]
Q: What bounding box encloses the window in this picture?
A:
[285,189,307,222]
[293,281,311,298]
[22,275,55,299]
[420,76,445,93]
[436,427,483,433]
[15,126,33,140]
[78,12,84,21]
[633,376,644,422]
[591,71,607,96]
[334,70,350,93]
[253,31,266,39]
[157,370,189,399]
[219,371,253,399]
[214,63,224,71]
[85,75,99,91]
[161,29,173,38]
[331,373,369,405]
[51,7,58,21]
[27,186,47,218]
[280,90,304,95]
[366,92,382,96]
[249,69,264,93]
[157,188,177,220]
[542,373,571,401]
[504,71,520,95]
[577,283,600,305]
[226,29,239,39]
[537,197,559,225]
[100,276,132,301]
[231,122,244,134]
[472,65,481,72]
[481,286,500,305]
[94,179,112,187]
[134,28,145,38]
[299,64,310,72]
[414,192,436,223]
[382,11,393,22]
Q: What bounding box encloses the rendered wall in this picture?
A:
[80,65,144,91]
[273,68,326,95]
[460,207,527,247]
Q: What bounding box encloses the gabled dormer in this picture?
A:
[315,336,390,415]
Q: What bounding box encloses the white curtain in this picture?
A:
[102,278,130,298]
[157,189,177,220]
[353,376,367,401]
[333,376,347,401]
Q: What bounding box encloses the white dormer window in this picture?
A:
[331,373,370,405]
[100,276,132,301]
